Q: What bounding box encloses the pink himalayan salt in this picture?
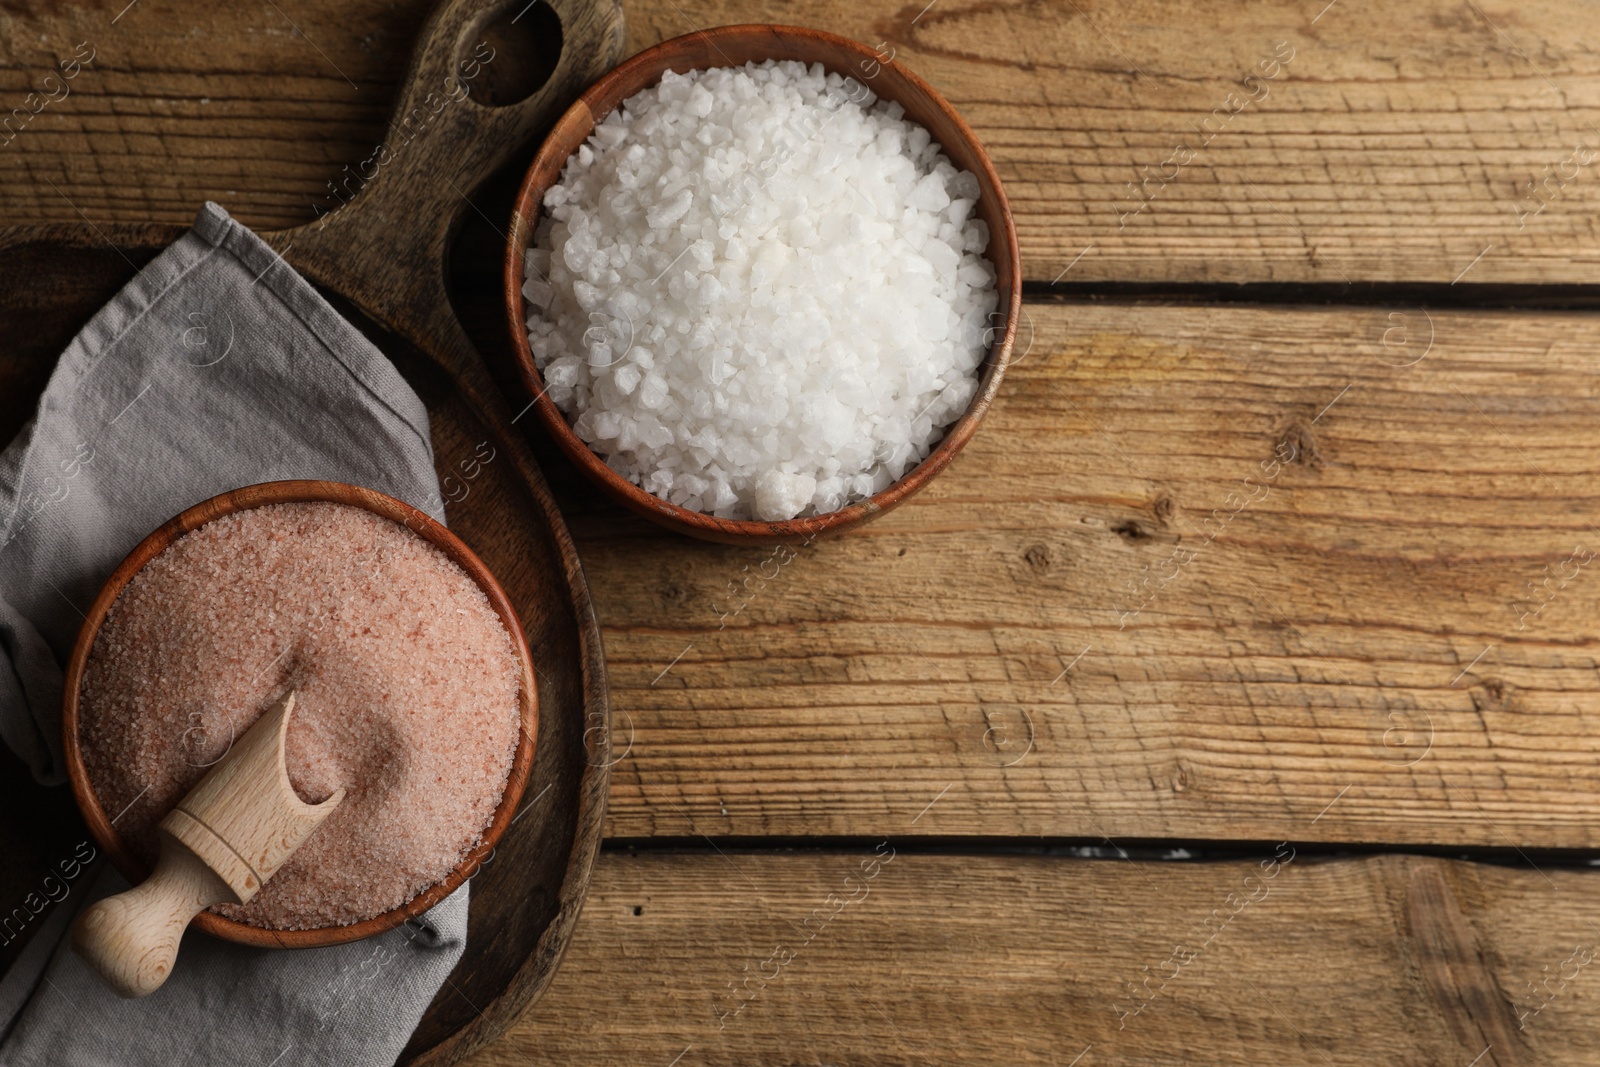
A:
[78,501,521,930]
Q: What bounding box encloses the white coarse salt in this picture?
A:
[526,59,999,521]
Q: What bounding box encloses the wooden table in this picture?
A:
[6,0,1600,1062]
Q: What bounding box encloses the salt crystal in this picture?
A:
[614,363,642,395]
[522,275,554,308]
[908,172,952,213]
[755,469,818,521]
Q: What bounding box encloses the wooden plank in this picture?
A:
[635,0,1600,285]
[460,850,1600,1067]
[569,302,1600,847]
[8,0,1600,283]
[0,0,426,227]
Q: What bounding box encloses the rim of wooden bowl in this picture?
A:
[60,479,539,949]
[504,23,1022,545]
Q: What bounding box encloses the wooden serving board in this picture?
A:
[0,221,610,1066]
[0,0,626,1059]
[0,220,611,1062]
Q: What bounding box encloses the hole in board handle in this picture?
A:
[464,0,563,107]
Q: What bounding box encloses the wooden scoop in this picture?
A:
[72,691,342,997]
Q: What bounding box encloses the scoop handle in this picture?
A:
[71,836,235,998]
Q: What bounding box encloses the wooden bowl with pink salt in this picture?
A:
[60,480,537,949]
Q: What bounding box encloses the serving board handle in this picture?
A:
[264,0,624,403]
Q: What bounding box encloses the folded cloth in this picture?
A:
[0,202,465,1066]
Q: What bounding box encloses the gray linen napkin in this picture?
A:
[0,202,467,1065]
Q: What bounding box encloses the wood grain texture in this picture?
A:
[9,0,1600,282]
[571,301,1600,847]
[460,850,1600,1067]
[71,834,234,999]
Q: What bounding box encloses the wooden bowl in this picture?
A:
[60,480,539,949]
[504,24,1021,544]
